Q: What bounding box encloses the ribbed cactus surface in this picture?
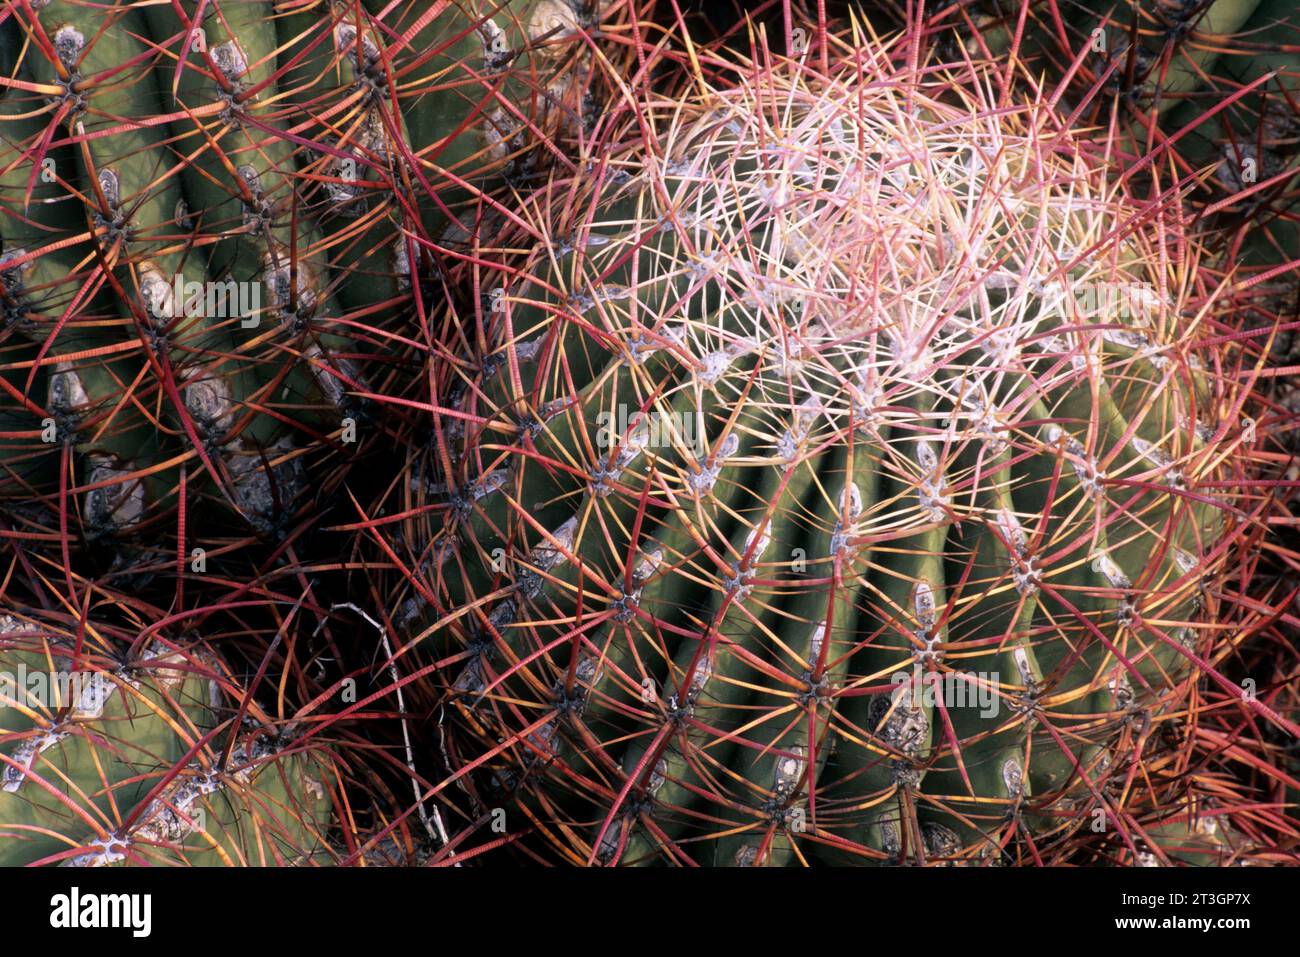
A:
[426,30,1265,865]
[0,1,1293,868]
[0,0,620,555]
[0,613,332,866]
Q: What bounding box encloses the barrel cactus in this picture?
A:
[421,25,1280,865]
[0,0,626,564]
[0,613,333,866]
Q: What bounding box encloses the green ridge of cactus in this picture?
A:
[1163,0,1300,267]
[274,0,607,312]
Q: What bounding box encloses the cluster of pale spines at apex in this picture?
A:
[440,49,1221,631]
